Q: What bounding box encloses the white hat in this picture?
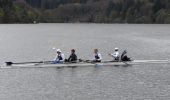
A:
[56,49,62,52]
[115,47,119,50]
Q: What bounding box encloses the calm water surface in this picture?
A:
[0,24,170,100]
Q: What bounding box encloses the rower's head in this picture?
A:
[115,47,119,51]
[56,49,62,54]
[71,49,75,53]
[94,49,98,54]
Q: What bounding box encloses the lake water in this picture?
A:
[0,24,170,100]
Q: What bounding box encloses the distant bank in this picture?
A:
[0,0,170,24]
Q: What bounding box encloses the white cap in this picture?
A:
[115,47,119,50]
[56,49,62,52]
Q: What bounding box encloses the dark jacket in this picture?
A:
[121,52,131,61]
[68,53,77,62]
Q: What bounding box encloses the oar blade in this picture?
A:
[5,62,13,66]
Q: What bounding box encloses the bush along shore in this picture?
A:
[0,0,170,23]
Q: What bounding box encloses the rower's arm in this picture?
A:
[61,54,65,62]
[111,52,119,58]
[53,55,59,61]
[111,53,116,57]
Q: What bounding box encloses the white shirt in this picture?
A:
[54,53,65,62]
[94,53,102,60]
[111,51,119,59]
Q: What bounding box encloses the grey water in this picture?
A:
[0,24,170,100]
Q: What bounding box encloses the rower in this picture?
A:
[109,47,120,61]
[65,49,77,63]
[93,49,102,62]
[53,49,65,64]
[121,50,131,61]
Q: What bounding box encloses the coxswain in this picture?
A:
[121,50,131,61]
[93,49,102,62]
[109,47,120,61]
[53,49,65,63]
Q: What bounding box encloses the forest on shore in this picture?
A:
[0,0,170,23]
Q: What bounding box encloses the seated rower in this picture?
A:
[53,49,65,64]
[109,47,120,61]
[93,49,102,62]
[121,50,131,61]
[65,49,77,63]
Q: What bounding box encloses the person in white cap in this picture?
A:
[53,49,65,63]
[109,47,120,61]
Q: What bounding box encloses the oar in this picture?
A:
[79,59,92,63]
[5,61,52,66]
[79,59,102,64]
[79,59,133,65]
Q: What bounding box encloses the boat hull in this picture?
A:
[1,60,169,69]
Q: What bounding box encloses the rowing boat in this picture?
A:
[1,60,169,69]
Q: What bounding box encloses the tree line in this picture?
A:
[0,0,170,23]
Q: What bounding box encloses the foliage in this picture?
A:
[0,0,170,23]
